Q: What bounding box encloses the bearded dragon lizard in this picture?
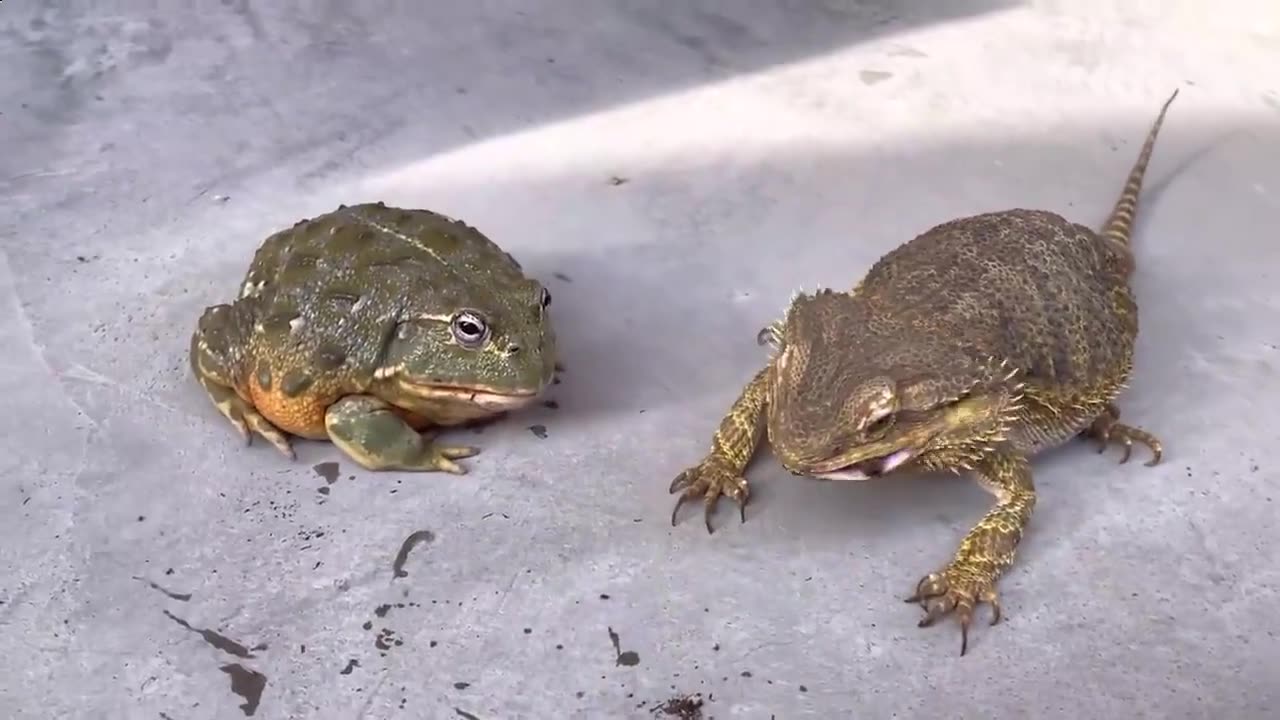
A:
[668,90,1178,655]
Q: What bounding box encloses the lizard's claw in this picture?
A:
[1085,408,1163,467]
[905,564,1002,657]
[669,458,750,534]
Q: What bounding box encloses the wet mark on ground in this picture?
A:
[528,424,548,439]
[455,709,480,720]
[163,611,259,658]
[134,576,191,602]
[220,663,266,716]
[608,175,629,186]
[454,681,471,689]
[607,626,640,667]
[340,658,360,675]
[313,461,340,484]
[553,272,572,282]
[542,400,559,409]
[392,529,435,579]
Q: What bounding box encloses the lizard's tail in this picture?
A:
[1100,88,1179,249]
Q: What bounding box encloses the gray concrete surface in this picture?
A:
[3,1,1279,718]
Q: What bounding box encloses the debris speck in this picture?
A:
[650,693,703,719]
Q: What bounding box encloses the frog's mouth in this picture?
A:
[396,380,541,411]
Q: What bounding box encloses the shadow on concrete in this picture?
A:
[0,0,1021,222]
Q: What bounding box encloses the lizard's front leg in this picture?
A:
[907,452,1036,656]
[669,366,770,534]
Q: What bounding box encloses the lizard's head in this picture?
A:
[759,289,1021,480]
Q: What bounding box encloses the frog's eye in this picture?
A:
[540,288,552,309]
[450,310,490,348]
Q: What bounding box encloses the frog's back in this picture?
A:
[242,202,527,305]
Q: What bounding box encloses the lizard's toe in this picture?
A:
[1085,411,1162,467]
[669,458,750,534]
[905,564,1002,657]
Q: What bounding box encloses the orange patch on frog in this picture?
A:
[247,376,333,440]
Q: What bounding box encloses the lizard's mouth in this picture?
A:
[807,448,915,481]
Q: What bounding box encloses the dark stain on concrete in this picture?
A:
[455,709,480,720]
[164,610,256,658]
[392,529,435,579]
[528,424,548,439]
[220,663,266,716]
[340,658,359,675]
[134,576,191,601]
[607,626,640,666]
[313,461,340,484]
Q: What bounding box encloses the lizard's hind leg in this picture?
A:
[1081,402,1163,466]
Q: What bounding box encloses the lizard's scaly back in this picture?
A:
[1100,89,1179,254]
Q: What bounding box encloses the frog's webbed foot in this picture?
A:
[668,456,750,534]
[1083,403,1163,466]
[325,395,479,473]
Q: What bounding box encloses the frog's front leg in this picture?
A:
[190,303,294,458]
[324,395,479,473]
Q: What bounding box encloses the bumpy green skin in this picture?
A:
[671,91,1177,655]
[190,202,557,472]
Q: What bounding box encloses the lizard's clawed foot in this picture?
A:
[905,563,1002,657]
[669,457,750,534]
[1085,406,1162,466]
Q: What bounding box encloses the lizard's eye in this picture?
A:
[865,413,893,436]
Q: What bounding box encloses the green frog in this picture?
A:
[189,202,557,472]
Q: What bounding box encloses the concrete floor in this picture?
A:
[3,1,1279,718]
